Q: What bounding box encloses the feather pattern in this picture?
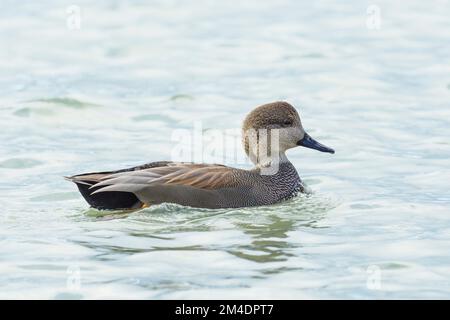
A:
[65,101,332,209]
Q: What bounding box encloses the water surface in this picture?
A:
[1,0,450,299]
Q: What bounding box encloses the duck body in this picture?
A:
[67,101,334,210]
[67,159,303,209]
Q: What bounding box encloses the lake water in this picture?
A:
[1,0,450,299]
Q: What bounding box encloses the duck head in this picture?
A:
[242,101,334,166]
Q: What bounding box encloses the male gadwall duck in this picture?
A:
[66,101,334,210]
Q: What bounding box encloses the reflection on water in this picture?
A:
[77,194,334,266]
[1,0,450,299]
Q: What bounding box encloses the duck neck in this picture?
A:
[256,151,302,201]
[256,151,293,176]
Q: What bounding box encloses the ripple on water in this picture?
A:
[13,97,100,118]
[13,107,53,117]
[29,192,80,202]
[169,94,194,101]
[132,113,175,123]
[67,193,338,267]
[26,98,100,109]
[80,192,337,224]
[0,158,43,169]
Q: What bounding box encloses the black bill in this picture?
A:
[297,132,335,154]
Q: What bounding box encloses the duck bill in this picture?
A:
[297,133,335,154]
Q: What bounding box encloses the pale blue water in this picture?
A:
[1,0,450,299]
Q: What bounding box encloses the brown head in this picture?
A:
[242,101,334,165]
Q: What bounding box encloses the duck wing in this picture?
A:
[67,162,256,209]
[66,161,182,209]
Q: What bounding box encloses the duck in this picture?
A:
[66,101,334,210]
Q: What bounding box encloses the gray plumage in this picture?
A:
[66,101,333,210]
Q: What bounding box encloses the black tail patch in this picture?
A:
[75,182,142,210]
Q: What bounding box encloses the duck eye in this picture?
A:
[283,120,293,126]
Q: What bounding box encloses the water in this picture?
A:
[1,0,450,299]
